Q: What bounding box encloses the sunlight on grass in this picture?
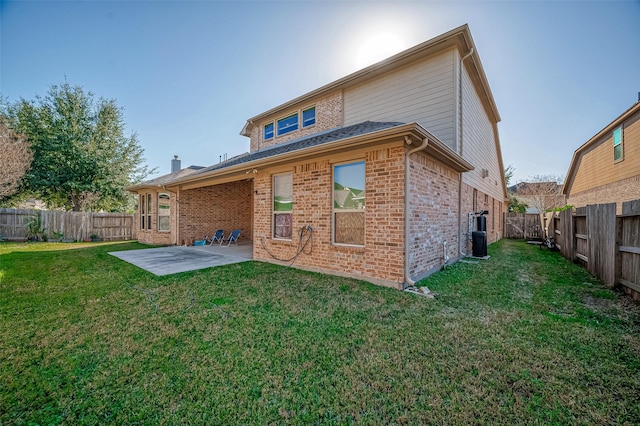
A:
[1,240,639,424]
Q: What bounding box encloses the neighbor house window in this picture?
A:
[273,173,293,239]
[264,122,274,140]
[613,126,623,161]
[277,113,299,136]
[158,193,170,232]
[302,107,316,127]
[333,161,365,245]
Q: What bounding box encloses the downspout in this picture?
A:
[457,47,474,257]
[404,136,429,289]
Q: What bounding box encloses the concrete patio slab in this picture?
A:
[109,243,252,276]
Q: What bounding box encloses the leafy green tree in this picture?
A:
[2,82,152,211]
[509,197,528,213]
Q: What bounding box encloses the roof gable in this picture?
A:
[563,101,640,195]
[241,24,500,137]
[127,165,204,191]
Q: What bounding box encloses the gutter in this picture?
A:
[171,123,472,192]
[404,137,430,292]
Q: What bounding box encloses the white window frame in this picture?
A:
[158,193,171,232]
[264,122,274,140]
[273,173,293,240]
[613,126,623,162]
[146,193,152,231]
[332,160,366,247]
[302,106,316,128]
[276,113,299,136]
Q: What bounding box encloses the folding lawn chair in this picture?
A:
[210,229,224,246]
[221,229,241,246]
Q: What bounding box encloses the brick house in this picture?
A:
[129,24,507,289]
[563,100,640,213]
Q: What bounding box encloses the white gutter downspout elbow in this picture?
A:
[404,137,429,290]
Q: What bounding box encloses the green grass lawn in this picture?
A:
[1,240,639,425]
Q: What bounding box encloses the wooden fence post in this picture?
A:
[586,203,617,287]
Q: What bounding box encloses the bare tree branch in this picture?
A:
[0,117,33,197]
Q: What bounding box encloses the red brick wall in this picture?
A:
[408,151,461,278]
[178,180,252,245]
[136,189,177,245]
[253,143,405,288]
[568,175,640,214]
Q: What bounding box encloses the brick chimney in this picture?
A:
[171,155,181,173]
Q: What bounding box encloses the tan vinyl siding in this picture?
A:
[459,60,504,202]
[570,110,640,194]
[343,49,457,150]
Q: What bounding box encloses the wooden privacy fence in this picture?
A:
[0,209,136,242]
[550,200,640,300]
[504,212,543,239]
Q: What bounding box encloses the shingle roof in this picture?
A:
[191,121,404,177]
[132,165,204,188]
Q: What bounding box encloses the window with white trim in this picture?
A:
[140,193,152,230]
[146,194,152,230]
[140,193,146,229]
[158,193,170,232]
[302,107,316,127]
[273,173,293,239]
[613,126,623,161]
[333,161,365,245]
[264,123,274,140]
[277,114,298,136]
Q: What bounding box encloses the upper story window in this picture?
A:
[277,114,299,136]
[158,193,170,232]
[302,107,316,127]
[264,123,274,140]
[333,161,365,246]
[613,126,623,162]
[273,173,293,239]
[263,105,317,141]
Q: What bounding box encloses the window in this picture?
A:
[140,193,145,229]
[264,122,274,140]
[277,114,298,136]
[158,193,170,232]
[613,126,623,161]
[141,193,152,230]
[333,161,365,245]
[273,173,293,239]
[146,193,152,230]
[302,107,316,127]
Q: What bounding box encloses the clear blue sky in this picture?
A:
[2,0,639,184]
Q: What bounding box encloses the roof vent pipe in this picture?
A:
[171,155,181,173]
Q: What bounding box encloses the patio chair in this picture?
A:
[209,229,224,246]
[221,229,241,246]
